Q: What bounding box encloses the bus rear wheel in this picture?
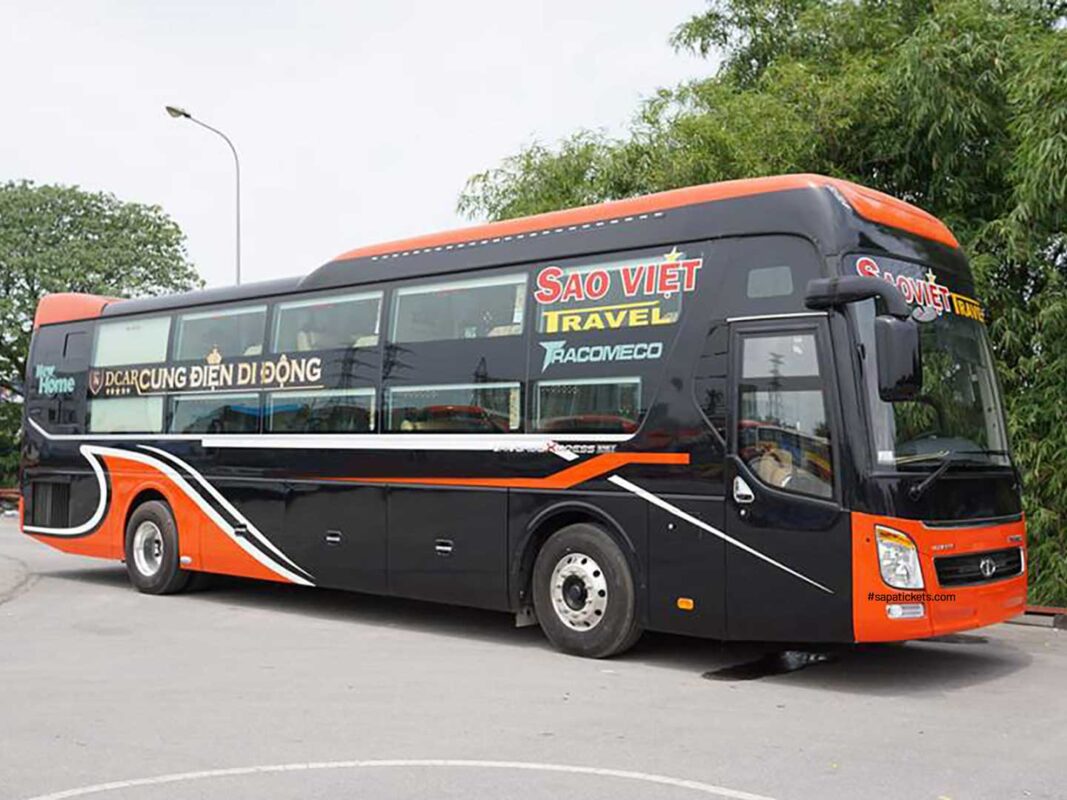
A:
[532,523,642,658]
[124,500,191,595]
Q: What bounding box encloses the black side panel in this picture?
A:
[647,497,726,638]
[284,482,387,593]
[217,478,288,574]
[388,487,508,610]
[724,462,853,641]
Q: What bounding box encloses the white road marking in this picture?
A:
[18,759,778,800]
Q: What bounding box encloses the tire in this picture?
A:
[124,500,191,595]
[532,523,642,658]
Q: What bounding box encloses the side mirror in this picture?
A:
[806,275,911,318]
[874,315,922,401]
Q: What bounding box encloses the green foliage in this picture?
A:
[459,0,1067,604]
[0,401,20,490]
[0,181,202,484]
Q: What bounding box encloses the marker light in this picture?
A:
[886,603,925,619]
[875,526,924,589]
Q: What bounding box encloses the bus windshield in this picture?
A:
[851,271,1010,470]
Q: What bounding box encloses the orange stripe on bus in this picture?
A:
[320,452,689,490]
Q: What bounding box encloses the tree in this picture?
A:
[458,0,1067,604]
[0,181,202,484]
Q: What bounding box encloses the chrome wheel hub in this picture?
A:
[132,521,164,577]
[550,552,608,631]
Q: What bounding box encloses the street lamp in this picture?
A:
[165,105,242,285]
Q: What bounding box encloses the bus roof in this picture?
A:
[32,173,957,328]
[331,173,958,262]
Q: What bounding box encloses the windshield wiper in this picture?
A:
[908,453,965,501]
[895,450,949,466]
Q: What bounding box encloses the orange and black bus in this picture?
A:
[19,174,1026,657]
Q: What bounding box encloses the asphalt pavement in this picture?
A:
[1,517,1064,800]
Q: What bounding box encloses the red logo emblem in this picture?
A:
[88,370,103,396]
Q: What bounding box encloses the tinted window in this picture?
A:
[169,393,260,434]
[392,274,526,343]
[738,332,832,498]
[387,383,520,432]
[93,316,171,366]
[273,292,382,352]
[174,305,267,361]
[64,332,90,361]
[746,265,794,298]
[535,378,641,433]
[87,397,164,433]
[718,236,819,316]
[268,389,375,433]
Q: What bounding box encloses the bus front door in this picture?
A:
[724,319,852,642]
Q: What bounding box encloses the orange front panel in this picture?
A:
[852,511,1027,642]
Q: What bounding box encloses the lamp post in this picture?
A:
[165,105,242,285]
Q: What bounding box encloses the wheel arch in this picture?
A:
[122,488,172,542]
[511,499,644,612]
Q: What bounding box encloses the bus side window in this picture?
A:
[273,291,383,353]
[267,388,376,433]
[383,269,528,433]
[93,315,171,367]
[169,393,260,434]
[173,305,267,361]
[386,383,520,433]
[737,332,833,499]
[534,378,641,434]
[63,331,90,363]
[88,315,172,433]
[391,274,526,344]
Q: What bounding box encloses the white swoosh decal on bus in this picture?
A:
[26,420,829,594]
[607,475,834,594]
[20,445,109,537]
[139,445,308,579]
[27,419,631,452]
[23,442,312,586]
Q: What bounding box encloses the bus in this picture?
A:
[19,174,1026,658]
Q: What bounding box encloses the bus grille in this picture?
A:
[29,482,70,528]
[934,547,1023,587]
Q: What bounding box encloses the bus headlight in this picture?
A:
[875,526,924,589]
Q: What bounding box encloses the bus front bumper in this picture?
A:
[851,511,1027,642]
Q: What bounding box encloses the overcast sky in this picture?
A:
[3,1,712,289]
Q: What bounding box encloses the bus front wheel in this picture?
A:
[532,523,642,658]
[124,500,191,595]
